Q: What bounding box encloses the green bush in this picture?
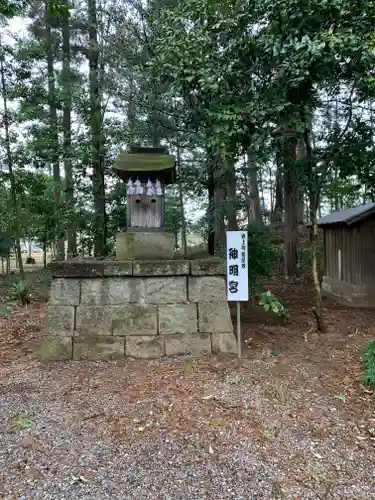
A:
[25,256,36,264]
[247,223,280,295]
[259,291,288,317]
[297,245,324,274]
[9,278,30,306]
[363,340,375,392]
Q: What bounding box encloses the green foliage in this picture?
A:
[297,246,323,273]
[0,231,12,258]
[247,224,280,295]
[164,192,182,240]
[0,0,25,18]
[259,291,288,319]
[0,301,13,317]
[363,340,375,393]
[9,277,30,306]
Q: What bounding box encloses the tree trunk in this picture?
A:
[296,136,305,224]
[226,158,238,230]
[61,0,77,259]
[43,241,47,269]
[281,134,298,278]
[247,152,261,224]
[28,237,32,259]
[273,150,283,223]
[207,151,215,256]
[127,77,136,145]
[45,1,65,260]
[0,37,24,278]
[88,0,106,256]
[176,145,188,258]
[214,184,226,253]
[303,114,327,333]
[213,153,226,253]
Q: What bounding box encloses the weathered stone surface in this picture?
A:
[80,277,142,305]
[158,304,197,334]
[165,332,211,356]
[46,305,75,335]
[103,261,133,277]
[126,335,164,358]
[190,258,225,276]
[145,277,187,304]
[133,260,190,277]
[75,306,114,335]
[188,276,227,302]
[112,305,157,335]
[48,261,103,278]
[211,332,237,354]
[36,336,72,361]
[198,303,233,333]
[73,336,124,360]
[116,231,174,260]
[50,278,80,306]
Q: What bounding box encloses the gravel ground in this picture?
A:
[0,356,375,500]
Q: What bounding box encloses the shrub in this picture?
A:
[9,278,30,306]
[247,223,280,295]
[25,256,36,264]
[259,290,288,321]
[363,340,375,392]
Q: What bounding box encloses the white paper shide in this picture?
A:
[226,231,249,302]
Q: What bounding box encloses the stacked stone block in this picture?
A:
[39,259,236,361]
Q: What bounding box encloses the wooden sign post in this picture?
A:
[226,231,249,361]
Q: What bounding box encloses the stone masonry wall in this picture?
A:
[39,259,236,361]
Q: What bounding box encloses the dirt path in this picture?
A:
[0,282,375,499]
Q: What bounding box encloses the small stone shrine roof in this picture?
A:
[317,202,375,227]
[112,146,176,184]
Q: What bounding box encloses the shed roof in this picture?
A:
[317,202,375,227]
[112,147,176,184]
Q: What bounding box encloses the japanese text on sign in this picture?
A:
[226,231,249,302]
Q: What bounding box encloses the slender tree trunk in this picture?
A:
[296,137,305,224]
[273,150,283,223]
[214,184,226,252]
[43,240,47,269]
[303,114,327,333]
[127,77,136,145]
[281,133,298,278]
[226,158,238,230]
[88,0,106,256]
[207,151,215,255]
[0,38,24,278]
[213,152,226,253]
[176,145,188,258]
[45,1,65,260]
[247,152,261,224]
[61,0,76,259]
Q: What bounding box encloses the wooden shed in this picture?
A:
[318,202,375,306]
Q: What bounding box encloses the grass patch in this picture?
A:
[363,340,375,392]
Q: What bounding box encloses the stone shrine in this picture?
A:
[39,147,236,361]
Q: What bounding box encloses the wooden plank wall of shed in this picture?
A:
[324,221,375,286]
[325,227,353,284]
[357,220,375,285]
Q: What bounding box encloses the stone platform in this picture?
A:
[322,275,375,307]
[39,259,236,361]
